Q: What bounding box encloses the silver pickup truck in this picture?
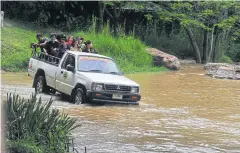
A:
[28,51,141,104]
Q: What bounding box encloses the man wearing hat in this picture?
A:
[36,33,48,54]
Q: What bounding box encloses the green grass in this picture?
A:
[1,26,36,71]
[1,19,167,73]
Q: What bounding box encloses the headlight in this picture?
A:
[131,87,139,93]
[92,83,104,91]
[95,84,103,91]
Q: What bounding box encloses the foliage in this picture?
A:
[1,20,166,73]
[73,20,165,73]
[219,55,233,64]
[225,42,240,62]
[3,1,240,63]
[4,93,80,153]
[147,1,240,63]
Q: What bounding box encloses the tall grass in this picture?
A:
[73,18,166,73]
[3,93,80,153]
[1,27,36,71]
[1,19,166,73]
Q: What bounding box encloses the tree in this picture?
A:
[104,1,158,37]
[98,1,105,32]
[153,1,240,63]
[104,1,123,37]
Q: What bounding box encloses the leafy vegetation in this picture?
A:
[3,93,80,153]
[149,1,240,64]
[2,1,240,69]
[1,20,166,73]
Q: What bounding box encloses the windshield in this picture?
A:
[78,56,121,74]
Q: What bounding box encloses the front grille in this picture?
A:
[105,84,131,92]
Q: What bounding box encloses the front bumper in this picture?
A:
[87,91,141,104]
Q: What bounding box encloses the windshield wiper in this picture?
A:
[89,69,102,73]
[108,72,120,75]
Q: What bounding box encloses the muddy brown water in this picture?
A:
[1,65,240,153]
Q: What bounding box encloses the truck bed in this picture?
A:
[28,52,62,89]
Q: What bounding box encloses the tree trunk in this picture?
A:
[202,29,208,63]
[113,19,118,37]
[185,27,202,63]
[98,2,105,32]
[153,19,157,34]
[208,26,215,62]
[104,3,120,37]
[123,17,126,35]
[213,31,220,62]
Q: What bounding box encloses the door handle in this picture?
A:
[61,71,63,74]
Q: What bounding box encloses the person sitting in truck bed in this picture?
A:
[40,33,60,57]
[82,40,98,54]
[70,38,80,51]
[56,33,62,43]
[78,37,85,51]
[66,35,73,49]
[31,33,48,54]
[58,34,68,58]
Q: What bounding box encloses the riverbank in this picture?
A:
[1,19,167,73]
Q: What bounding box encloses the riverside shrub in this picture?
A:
[4,93,80,153]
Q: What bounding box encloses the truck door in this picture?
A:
[56,54,76,94]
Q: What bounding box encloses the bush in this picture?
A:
[225,42,240,62]
[219,55,233,64]
[3,93,80,153]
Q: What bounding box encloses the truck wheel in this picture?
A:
[73,88,85,104]
[35,76,47,94]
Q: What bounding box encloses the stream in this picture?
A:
[1,64,240,153]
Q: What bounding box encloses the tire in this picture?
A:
[72,88,85,104]
[35,76,47,94]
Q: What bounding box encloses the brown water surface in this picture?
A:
[2,65,240,152]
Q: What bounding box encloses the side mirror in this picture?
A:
[66,64,75,72]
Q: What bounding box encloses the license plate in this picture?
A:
[112,94,122,99]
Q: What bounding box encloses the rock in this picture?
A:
[204,63,240,80]
[234,62,240,65]
[204,63,233,70]
[147,48,180,70]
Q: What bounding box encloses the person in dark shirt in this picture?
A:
[30,33,47,54]
[40,33,60,57]
[58,35,67,58]
[82,40,98,53]
[37,33,48,54]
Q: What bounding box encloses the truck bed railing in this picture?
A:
[32,51,61,66]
